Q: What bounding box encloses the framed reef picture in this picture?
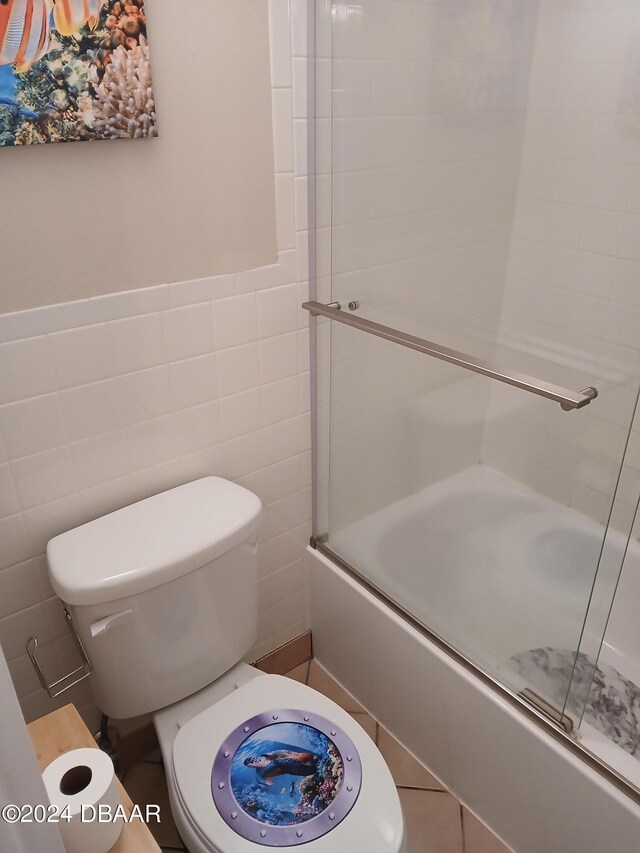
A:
[0,0,157,146]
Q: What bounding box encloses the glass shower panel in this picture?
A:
[324,320,635,702]
[313,0,640,785]
[561,402,640,785]
[329,0,538,363]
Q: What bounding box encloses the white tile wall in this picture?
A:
[315,0,539,532]
[484,0,640,531]
[315,0,640,545]
[0,0,311,730]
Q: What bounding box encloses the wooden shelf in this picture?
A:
[27,704,161,853]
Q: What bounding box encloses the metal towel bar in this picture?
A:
[303,300,598,412]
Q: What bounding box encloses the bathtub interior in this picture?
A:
[328,462,640,784]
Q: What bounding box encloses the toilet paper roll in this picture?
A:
[42,747,123,853]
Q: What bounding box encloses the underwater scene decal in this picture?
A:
[230,722,344,827]
[0,0,156,146]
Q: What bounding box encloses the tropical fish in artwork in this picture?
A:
[244,750,320,785]
[0,0,58,73]
[51,0,107,36]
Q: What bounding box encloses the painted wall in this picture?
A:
[0,0,277,313]
[0,0,311,730]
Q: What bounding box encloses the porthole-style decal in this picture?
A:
[211,709,362,847]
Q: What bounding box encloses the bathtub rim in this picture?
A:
[310,536,640,808]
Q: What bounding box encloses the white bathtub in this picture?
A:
[309,465,640,851]
[330,465,638,678]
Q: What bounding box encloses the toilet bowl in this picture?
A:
[46,478,406,852]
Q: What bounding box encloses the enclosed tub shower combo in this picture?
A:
[305,1,640,850]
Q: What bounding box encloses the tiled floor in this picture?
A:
[123,660,510,853]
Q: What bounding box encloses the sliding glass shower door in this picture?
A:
[310,0,640,790]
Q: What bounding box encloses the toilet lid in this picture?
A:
[172,674,404,853]
[210,708,361,847]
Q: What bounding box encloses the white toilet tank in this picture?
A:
[46,478,262,719]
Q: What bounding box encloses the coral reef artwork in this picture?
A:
[0,0,157,147]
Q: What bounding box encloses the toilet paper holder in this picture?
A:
[26,609,93,698]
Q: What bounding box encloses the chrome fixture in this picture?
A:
[518,688,574,735]
[303,301,598,412]
[26,609,92,698]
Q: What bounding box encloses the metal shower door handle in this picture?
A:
[303,301,598,412]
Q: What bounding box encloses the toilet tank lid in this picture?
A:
[46,478,262,606]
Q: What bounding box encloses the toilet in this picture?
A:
[46,477,406,852]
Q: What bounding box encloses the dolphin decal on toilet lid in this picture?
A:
[211,709,362,846]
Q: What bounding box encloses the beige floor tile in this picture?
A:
[284,662,309,683]
[124,761,182,849]
[463,810,511,853]
[399,789,463,853]
[378,726,445,790]
[307,661,365,713]
[350,711,377,742]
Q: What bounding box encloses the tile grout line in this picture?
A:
[460,803,467,853]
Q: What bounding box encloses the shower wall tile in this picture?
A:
[318,0,538,531]
[0,1,311,730]
[485,0,640,532]
[317,0,640,544]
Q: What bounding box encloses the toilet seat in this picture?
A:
[170,674,405,853]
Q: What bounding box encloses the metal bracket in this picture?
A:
[518,688,574,735]
[560,386,598,411]
[26,608,92,699]
[325,300,360,312]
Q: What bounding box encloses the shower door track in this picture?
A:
[310,537,640,807]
